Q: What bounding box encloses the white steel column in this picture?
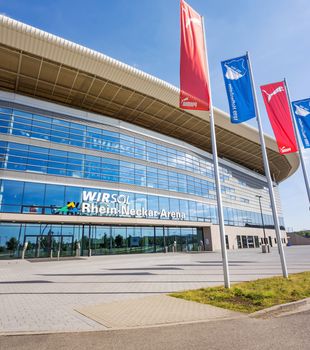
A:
[246,52,288,278]
[202,17,230,288]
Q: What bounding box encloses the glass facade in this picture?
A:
[0,141,216,199]
[0,223,201,259]
[0,107,216,177]
[0,179,284,227]
[0,101,286,258]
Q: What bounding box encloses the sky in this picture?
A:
[0,0,309,230]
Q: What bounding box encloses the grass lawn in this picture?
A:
[170,271,310,313]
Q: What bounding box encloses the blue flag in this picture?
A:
[292,98,310,149]
[221,55,256,123]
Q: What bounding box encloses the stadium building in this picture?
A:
[0,16,299,258]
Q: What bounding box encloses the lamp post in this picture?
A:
[256,195,269,252]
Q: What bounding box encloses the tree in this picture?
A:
[114,234,123,248]
[6,237,18,252]
[103,233,110,249]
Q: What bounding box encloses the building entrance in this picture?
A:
[23,234,74,259]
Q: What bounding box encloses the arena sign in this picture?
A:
[57,191,186,220]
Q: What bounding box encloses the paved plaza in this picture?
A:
[0,246,310,334]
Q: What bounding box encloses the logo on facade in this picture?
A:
[53,191,186,220]
[53,201,80,215]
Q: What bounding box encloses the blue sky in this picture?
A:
[1,0,309,230]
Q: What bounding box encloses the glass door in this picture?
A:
[141,227,154,253]
[112,227,127,254]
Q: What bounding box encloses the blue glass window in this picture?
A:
[134,139,146,160]
[67,152,84,178]
[84,154,101,180]
[69,123,86,147]
[102,130,120,154]
[169,198,180,213]
[210,205,218,224]
[101,158,119,182]
[27,146,48,173]
[12,114,32,137]
[45,184,65,207]
[31,114,51,141]
[23,182,45,206]
[65,186,82,204]
[203,203,210,221]
[119,161,134,184]
[0,141,7,168]
[147,195,159,217]
[134,164,146,187]
[179,200,189,220]
[50,119,69,144]
[7,143,28,171]
[157,169,169,191]
[120,134,135,157]
[135,193,147,212]
[0,112,11,134]
[48,149,67,175]
[86,127,102,150]
[0,180,24,206]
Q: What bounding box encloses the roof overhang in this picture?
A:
[0,15,299,182]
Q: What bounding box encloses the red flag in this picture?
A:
[260,81,298,154]
[180,0,210,111]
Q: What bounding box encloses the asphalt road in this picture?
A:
[1,310,309,350]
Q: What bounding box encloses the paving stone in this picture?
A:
[0,246,309,334]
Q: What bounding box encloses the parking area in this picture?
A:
[0,246,310,334]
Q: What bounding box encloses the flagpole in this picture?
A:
[246,51,288,278]
[202,16,230,288]
[283,79,310,205]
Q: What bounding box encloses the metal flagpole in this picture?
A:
[246,51,288,278]
[284,79,310,205]
[202,17,230,288]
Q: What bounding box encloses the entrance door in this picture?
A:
[24,234,74,258]
[247,236,255,248]
[112,227,128,254]
[91,226,111,255]
[166,227,181,252]
[180,228,194,252]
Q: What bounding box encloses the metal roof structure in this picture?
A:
[0,15,299,182]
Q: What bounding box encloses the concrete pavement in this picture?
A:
[1,309,309,350]
[0,246,309,334]
[76,295,242,328]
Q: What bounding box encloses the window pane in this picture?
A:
[0,180,24,205]
[45,184,65,207]
[23,182,45,206]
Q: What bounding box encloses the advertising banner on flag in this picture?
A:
[180,0,210,110]
[292,98,310,149]
[260,81,298,154]
[221,55,256,123]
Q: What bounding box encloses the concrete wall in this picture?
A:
[204,225,287,251]
[287,233,310,246]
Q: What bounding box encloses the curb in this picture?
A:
[0,314,245,337]
[250,297,310,318]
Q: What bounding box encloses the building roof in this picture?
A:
[0,15,299,182]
